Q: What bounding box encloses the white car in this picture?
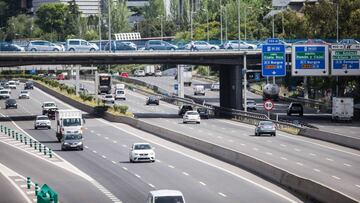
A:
[186,41,220,51]
[129,143,155,163]
[34,115,51,129]
[147,190,185,203]
[115,89,126,100]
[18,90,30,99]
[0,90,10,99]
[183,110,201,124]
[102,94,115,103]
[210,82,220,91]
[42,101,57,115]
[246,100,257,110]
[193,85,205,96]
[223,40,257,50]
[8,80,16,89]
[134,69,145,77]
[155,70,162,77]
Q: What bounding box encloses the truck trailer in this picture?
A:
[332,97,353,121]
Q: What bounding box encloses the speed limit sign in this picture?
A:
[264,99,274,111]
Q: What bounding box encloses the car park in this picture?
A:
[7,80,16,89]
[18,90,30,99]
[34,115,51,129]
[183,110,201,124]
[147,190,185,203]
[42,101,57,115]
[144,40,178,51]
[26,40,64,51]
[65,39,99,52]
[102,94,115,104]
[223,40,256,49]
[246,100,257,110]
[0,90,10,99]
[178,105,193,116]
[61,133,84,151]
[5,99,17,109]
[129,143,155,163]
[255,121,276,136]
[134,69,146,77]
[287,102,303,116]
[197,108,210,119]
[24,81,34,89]
[146,95,159,105]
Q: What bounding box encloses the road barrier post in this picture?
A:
[15,132,18,140]
[20,134,23,143]
[34,141,37,150]
[44,146,47,155]
[4,126,6,134]
[35,183,39,196]
[24,136,27,145]
[49,149,52,158]
[30,139,32,147]
[27,177,31,189]
[1,125,3,133]
[39,143,42,152]
[11,129,13,137]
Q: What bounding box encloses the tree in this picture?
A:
[64,0,81,39]
[5,14,40,40]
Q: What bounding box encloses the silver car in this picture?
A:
[65,39,99,52]
[223,40,256,50]
[255,121,276,136]
[34,115,51,129]
[186,41,220,51]
[26,40,64,52]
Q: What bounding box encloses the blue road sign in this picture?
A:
[30,69,36,74]
[331,44,360,76]
[254,73,260,81]
[292,45,329,76]
[262,38,286,77]
[173,84,178,90]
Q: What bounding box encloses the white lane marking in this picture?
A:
[93,150,97,154]
[199,181,206,186]
[221,127,226,130]
[344,163,352,167]
[296,162,304,166]
[218,192,227,197]
[220,119,360,157]
[90,130,94,133]
[15,179,24,182]
[113,141,117,144]
[112,161,117,164]
[230,130,236,133]
[280,157,288,161]
[266,152,273,156]
[189,127,194,130]
[96,133,101,136]
[85,127,89,130]
[208,133,213,136]
[102,155,107,159]
[122,144,127,148]
[253,148,259,151]
[356,185,360,189]
[217,136,223,139]
[135,174,141,178]
[156,159,161,163]
[326,158,334,162]
[266,140,272,143]
[280,144,287,147]
[182,172,189,176]
[240,143,246,146]
[97,119,299,203]
[122,167,128,171]
[332,176,341,180]
[20,184,27,188]
[309,153,316,156]
[85,146,89,149]
[168,165,175,169]
[148,183,155,188]
[228,139,234,142]
[294,148,301,152]
[105,137,109,140]
[26,191,35,195]
[313,169,321,172]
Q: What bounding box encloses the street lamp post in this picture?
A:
[225,6,228,41]
[237,0,241,50]
[108,0,111,53]
[160,15,163,40]
[220,0,223,44]
[190,0,193,40]
[98,1,102,51]
[206,7,209,42]
[336,3,339,42]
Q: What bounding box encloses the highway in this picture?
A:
[61,78,360,201]
[0,83,302,202]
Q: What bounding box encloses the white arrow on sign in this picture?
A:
[272,71,276,74]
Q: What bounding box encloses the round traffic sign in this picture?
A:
[264,99,274,111]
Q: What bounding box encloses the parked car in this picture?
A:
[104,41,137,51]
[34,115,51,129]
[24,81,34,89]
[287,102,303,116]
[255,121,276,136]
[65,39,99,52]
[102,94,115,104]
[178,105,193,116]
[18,90,30,99]
[129,143,155,163]
[185,41,220,51]
[120,72,129,78]
[134,69,146,77]
[146,95,159,105]
[246,100,257,110]
[0,42,25,52]
[61,133,84,151]
[293,39,331,46]
[144,40,178,51]
[26,40,64,52]
[147,190,185,203]
[210,82,220,91]
[5,99,17,109]
[197,108,210,119]
[183,110,201,124]
[223,40,256,50]
[338,39,360,44]
[155,69,162,77]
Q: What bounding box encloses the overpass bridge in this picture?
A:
[0,51,276,110]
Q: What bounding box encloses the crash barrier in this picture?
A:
[35,81,357,203]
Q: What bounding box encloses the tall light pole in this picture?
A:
[336,3,339,42]
[160,15,163,40]
[98,1,102,51]
[190,0,193,40]
[206,7,209,42]
[225,6,228,41]
[237,0,241,50]
[220,0,223,44]
[108,0,111,53]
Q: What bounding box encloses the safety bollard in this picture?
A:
[20,134,23,143]
[1,125,3,133]
[30,138,32,147]
[44,146,47,155]
[4,127,6,135]
[24,137,27,145]
[15,132,18,141]
[12,130,14,138]
[39,143,42,152]
[12,130,14,137]
[35,183,39,196]
[49,149,52,158]
[34,141,37,150]
[27,177,31,189]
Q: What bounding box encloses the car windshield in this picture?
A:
[187,111,198,115]
[105,95,113,98]
[21,91,28,94]
[65,134,82,140]
[37,116,49,120]
[44,103,55,107]
[259,121,274,126]
[116,91,124,94]
[7,99,16,104]
[154,196,184,203]
[0,90,8,94]
[134,144,151,150]
[149,96,157,100]
[63,118,81,126]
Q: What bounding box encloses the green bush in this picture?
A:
[113,105,128,114]
[66,87,76,95]
[79,92,93,102]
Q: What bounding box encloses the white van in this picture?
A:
[147,190,185,203]
[65,39,99,52]
[193,85,205,96]
[115,89,126,100]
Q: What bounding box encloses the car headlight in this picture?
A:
[64,142,70,145]
[78,142,83,145]
[134,153,139,156]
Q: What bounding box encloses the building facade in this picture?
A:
[32,0,101,16]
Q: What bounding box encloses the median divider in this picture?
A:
[35,80,357,203]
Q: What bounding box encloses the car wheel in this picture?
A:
[81,147,84,151]
[300,113,303,116]
[61,146,65,151]
[30,48,36,51]
[183,121,186,124]
[273,133,276,136]
[210,47,215,50]
[69,48,75,52]
[227,46,233,50]
[35,126,37,130]
[90,48,95,52]
[287,113,291,116]
[149,48,154,51]
[152,160,155,163]
[53,48,59,51]
[197,122,200,124]
[48,127,51,129]
[129,158,133,163]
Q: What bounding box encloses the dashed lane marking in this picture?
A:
[313,169,321,172]
[356,185,360,189]
[266,152,273,156]
[294,148,301,152]
[113,141,117,144]
[93,150,97,154]
[112,161,117,164]
[218,192,227,197]
[148,183,155,188]
[182,172,189,176]
[253,148,259,151]
[309,153,316,156]
[296,162,304,166]
[344,163,352,167]
[280,157,288,161]
[122,167,128,171]
[102,155,107,159]
[326,158,334,162]
[332,176,341,180]
[199,181,206,186]
[168,165,175,169]
[135,174,141,178]
[280,144,287,147]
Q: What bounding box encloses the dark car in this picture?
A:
[61,133,84,151]
[144,40,178,51]
[104,41,137,51]
[5,99,17,109]
[178,105,193,116]
[24,81,34,89]
[197,108,210,119]
[287,102,303,116]
[146,96,159,105]
[0,42,24,52]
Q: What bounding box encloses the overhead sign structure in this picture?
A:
[262,38,286,77]
[292,45,329,76]
[264,99,274,111]
[331,44,360,76]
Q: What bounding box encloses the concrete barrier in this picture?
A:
[35,81,357,203]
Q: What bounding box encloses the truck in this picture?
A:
[175,65,192,86]
[145,65,155,76]
[55,109,84,142]
[98,73,112,94]
[262,83,280,101]
[332,97,353,121]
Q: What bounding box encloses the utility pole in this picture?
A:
[237,0,241,50]
[244,53,247,112]
[190,0,193,40]
[108,0,111,52]
[220,0,223,44]
[98,1,102,51]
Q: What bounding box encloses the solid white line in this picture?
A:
[253,148,259,151]
[122,167,128,171]
[135,174,141,178]
[266,152,273,156]
[280,144,287,147]
[332,176,341,180]
[122,144,127,148]
[112,161,117,164]
[199,181,206,186]
[97,119,299,203]
[313,169,321,172]
[344,163,352,167]
[148,183,155,188]
[240,143,246,146]
[102,155,107,159]
[182,172,189,176]
[93,150,97,154]
[26,191,35,194]
[218,192,227,197]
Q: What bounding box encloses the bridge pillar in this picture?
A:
[219,65,243,110]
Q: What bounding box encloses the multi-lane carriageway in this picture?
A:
[1,81,359,203]
[1,83,302,202]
